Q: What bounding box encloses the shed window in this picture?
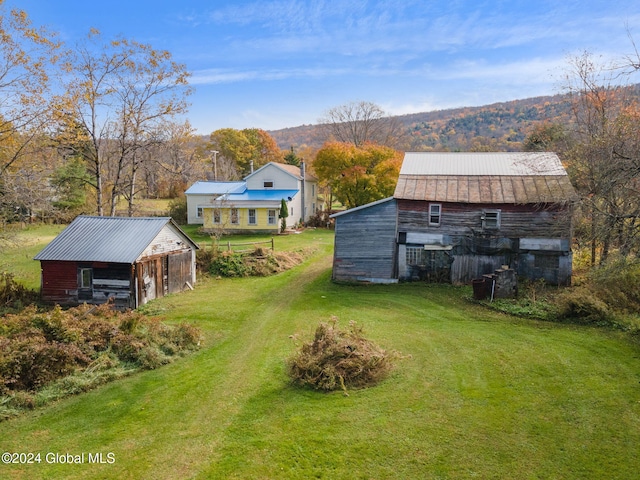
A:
[264,180,274,188]
[79,268,92,289]
[248,209,257,225]
[482,210,501,229]
[429,204,441,226]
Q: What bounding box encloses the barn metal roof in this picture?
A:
[34,216,197,264]
[394,152,577,204]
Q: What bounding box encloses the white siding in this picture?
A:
[246,164,298,190]
[139,225,189,259]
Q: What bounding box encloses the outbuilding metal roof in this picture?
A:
[34,216,197,264]
[394,152,577,204]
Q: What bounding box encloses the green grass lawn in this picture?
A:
[0,224,66,289]
[1,227,640,479]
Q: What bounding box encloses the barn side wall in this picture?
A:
[332,199,398,283]
[396,200,573,285]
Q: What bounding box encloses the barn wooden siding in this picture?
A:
[39,261,79,306]
[135,250,194,306]
[40,261,134,308]
[397,200,572,239]
[397,200,573,285]
[332,199,398,283]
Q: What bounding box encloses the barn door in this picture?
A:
[143,261,156,302]
[167,251,193,293]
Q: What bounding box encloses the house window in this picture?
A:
[213,209,221,224]
[248,209,256,225]
[230,208,239,224]
[406,246,424,266]
[268,209,277,225]
[482,210,501,229]
[264,180,274,188]
[429,203,441,226]
[196,206,203,218]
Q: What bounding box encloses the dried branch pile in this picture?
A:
[287,317,400,394]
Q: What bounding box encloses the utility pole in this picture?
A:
[211,150,219,180]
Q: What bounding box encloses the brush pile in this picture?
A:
[287,317,399,394]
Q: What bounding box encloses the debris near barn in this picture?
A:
[199,246,312,278]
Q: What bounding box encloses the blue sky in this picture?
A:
[14,0,640,135]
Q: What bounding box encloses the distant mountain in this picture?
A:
[269,88,637,153]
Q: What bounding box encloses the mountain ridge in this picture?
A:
[266,91,594,152]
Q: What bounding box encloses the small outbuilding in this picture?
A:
[34,216,199,309]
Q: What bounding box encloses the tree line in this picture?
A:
[3,0,640,271]
[0,3,402,224]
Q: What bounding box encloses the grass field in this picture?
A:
[1,227,640,479]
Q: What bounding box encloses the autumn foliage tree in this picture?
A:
[55,29,192,216]
[0,2,61,221]
[562,51,640,264]
[314,142,402,209]
[208,128,282,178]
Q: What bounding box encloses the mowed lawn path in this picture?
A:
[1,232,640,479]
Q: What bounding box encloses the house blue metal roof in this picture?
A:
[217,189,299,202]
[34,216,197,264]
[184,181,246,195]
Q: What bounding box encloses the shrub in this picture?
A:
[287,317,400,394]
[168,195,187,224]
[0,272,39,313]
[0,303,202,416]
[554,286,612,325]
[587,255,640,313]
[209,251,250,277]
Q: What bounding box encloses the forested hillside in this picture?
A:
[270,88,638,152]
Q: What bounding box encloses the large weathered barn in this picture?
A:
[34,216,199,309]
[332,152,577,285]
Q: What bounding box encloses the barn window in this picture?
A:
[213,209,221,224]
[230,208,239,224]
[406,246,424,266]
[482,210,501,229]
[248,209,257,225]
[535,254,559,269]
[264,180,274,188]
[268,209,277,225]
[429,203,441,226]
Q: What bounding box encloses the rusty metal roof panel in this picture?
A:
[34,216,194,263]
[394,152,577,204]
